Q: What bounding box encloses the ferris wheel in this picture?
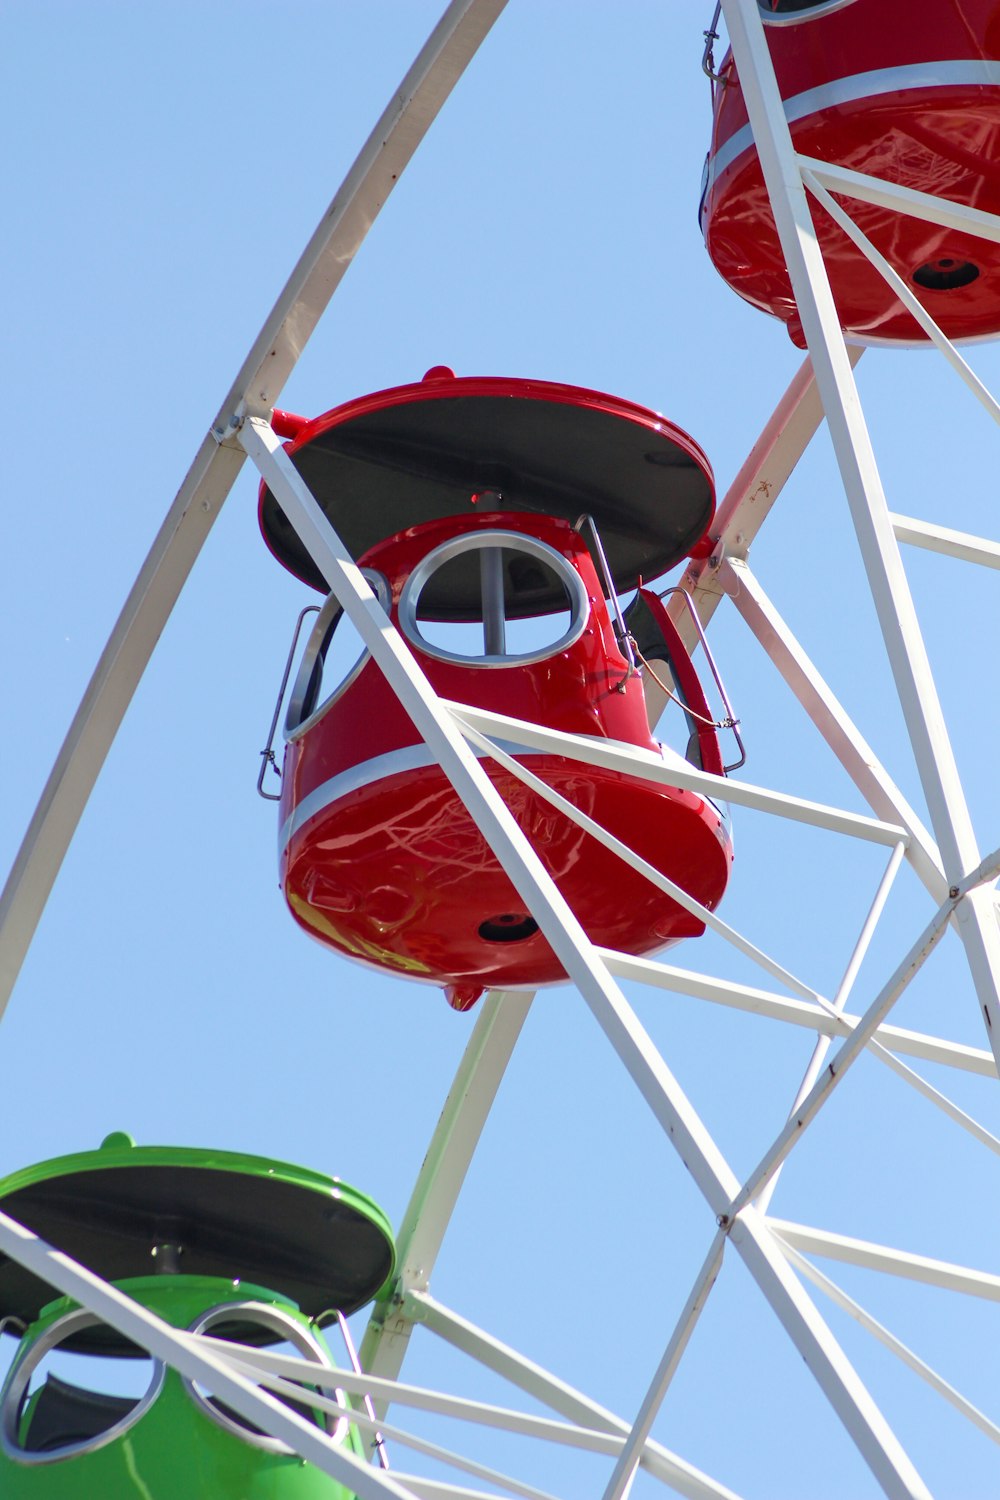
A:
[1,3,999,1498]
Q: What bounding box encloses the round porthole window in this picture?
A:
[398,531,589,667]
[1,1309,163,1463]
[758,0,859,20]
[184,1302,348,1453]
[285,570,391,738]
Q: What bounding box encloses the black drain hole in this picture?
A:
[478,914,539,943]
[912,258,980,291]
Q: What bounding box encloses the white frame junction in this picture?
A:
[1,2,999,1497]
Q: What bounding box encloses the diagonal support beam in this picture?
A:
[360,988,533,1395]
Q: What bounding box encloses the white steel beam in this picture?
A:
[0,0,505,1024]
[212,1365,561,1500]
[0,1211,417,1499]
[456,718,832,1005]
[600,1231,726,1500]
[360,988,533,1392]
[722,560,947,902]
[405,1291,746,1500]
[781,1243,1000,1449]
[801,170,1000,426]
[208,1339,689,1464]
[890,515,1000,571]
[597,950,996,1078]
[672,347,864,650]
[445,702,907,848]
[797,155,1000,247]
[754,840,905,1216]
[721,0,1000,1071]
[769,1220,1000,1303]
[730,888,961,1217]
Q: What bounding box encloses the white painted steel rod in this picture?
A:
[674,347,864,650]
[801,170,1000,427]
[868,1044,1000,1157]
[781,1243,1000,1448]
[455,716,829,1005]
[0,1211,417,1499]
[404,1292,746,1500]
[205,1338,682,1462]
[445,703,907,848]
[890,515,1000,570]
[797,154,1000,247]
[729,888,960,1218]
[768,1220,1000,1303]
[754,840,906,1215]
[597,950,996,1078]
[600,1231,726,1500]
[213,1360,562,1500]
[723,560,946,904]
[360,989,533,1395]
[721,0,1000,1083]
[0,0,506,1024]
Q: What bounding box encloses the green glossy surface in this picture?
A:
[1,1277,367,1499]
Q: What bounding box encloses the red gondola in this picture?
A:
[702,0,1000,345]
[259,370,734,1010]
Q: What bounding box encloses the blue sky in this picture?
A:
[2,5,1000,1497]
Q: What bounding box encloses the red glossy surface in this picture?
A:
[703,0,1000,343]
[278,512,733,993]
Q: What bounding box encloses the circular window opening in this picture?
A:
[759,0,858,17]
[399,531,588,668]
[186,1303,347,1453]
[912,258,980,292]
[1,1310,163,1462]
[286,570,390,738]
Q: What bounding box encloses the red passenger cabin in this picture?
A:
[259,370,734,1010]
[702,0,1000,345]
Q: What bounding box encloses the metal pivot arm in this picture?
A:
[0,0,506,1025]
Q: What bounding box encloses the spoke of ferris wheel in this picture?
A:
[0,1211,416,1499]
[766,1220,1000,1303]
[720,0,1000,1076]
[801,170,1000,426]
[0,0,505,1027]
[455,713,850,1007]
[797,154,1000,247]
[361,989,534,1392]
[599,1230,727,1500]
[195,1360,563,1500]
[674,343,863,649]
[404,1291,746,1500]
[598,951,994,1079]
[444,703,906,850]
[752,839,905,1216]
[241,418,930,1500]
[890,515,1000,571]
[778,1242,1000,1448]
[723,561,947,902]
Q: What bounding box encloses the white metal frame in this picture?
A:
[2,2,1000,1497]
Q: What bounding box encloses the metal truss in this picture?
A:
[2,3,1000,1498]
